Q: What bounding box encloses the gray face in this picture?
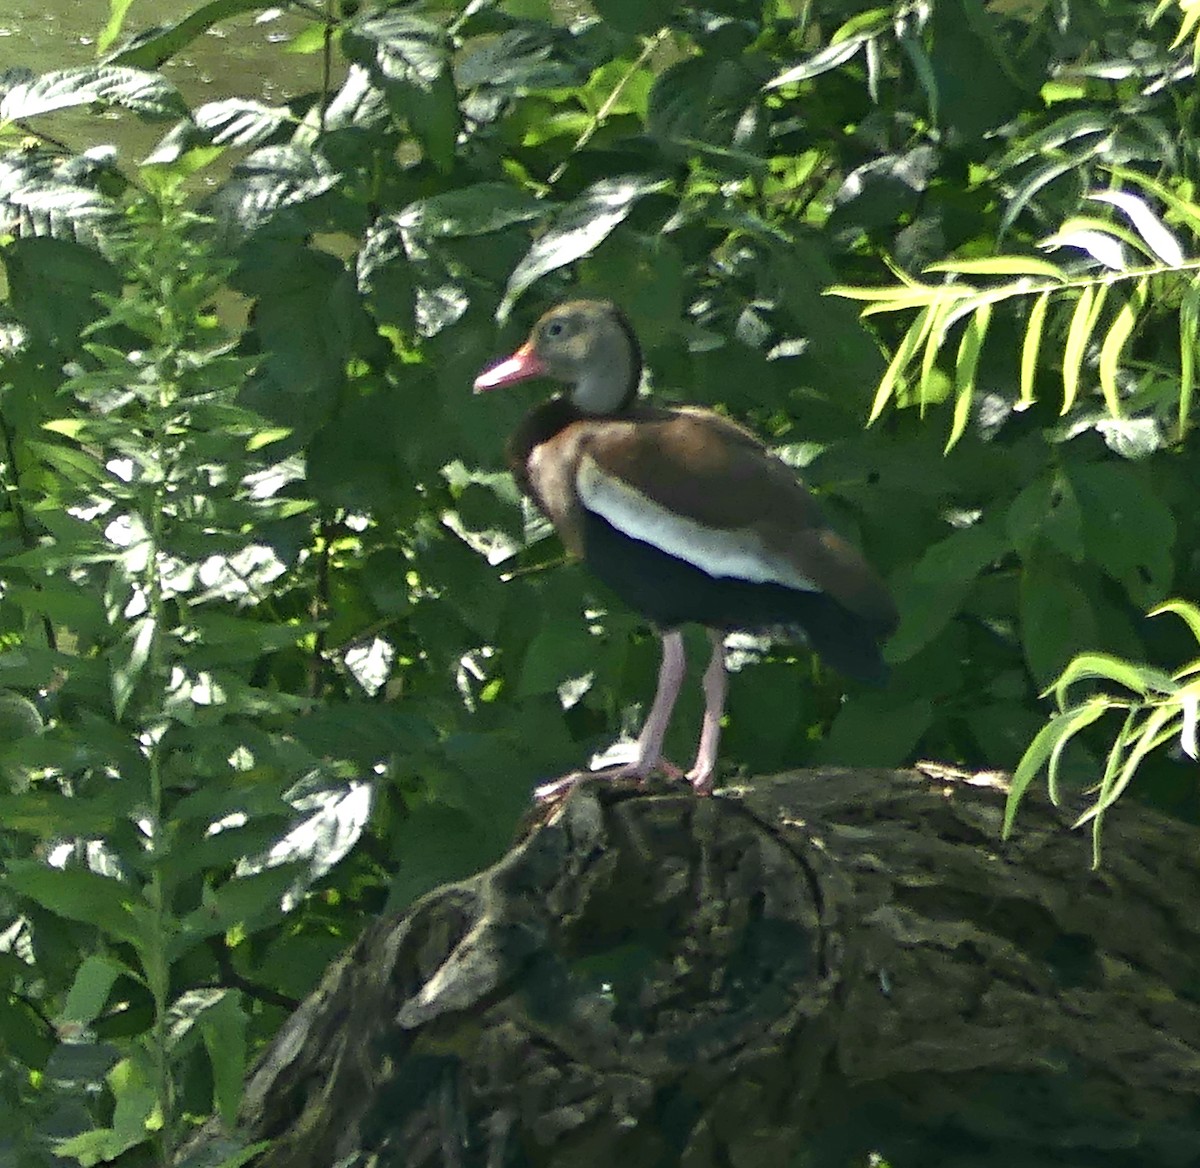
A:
[531,306,606,383]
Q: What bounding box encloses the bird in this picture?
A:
[474,299,897,796]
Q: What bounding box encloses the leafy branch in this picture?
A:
[829,173,1200,448]
[1004,600,1200,865]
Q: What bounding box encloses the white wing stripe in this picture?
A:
[576,455,820,593]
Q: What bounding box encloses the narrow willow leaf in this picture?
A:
[1043,228,1126,271]
[999,110,1111,169]
[1004,712,1087,836]
[1149,597,1200,642]
[1062,285,1098,415]
[827,283,941,306]
[897,25,939,125]
[1108,164,1200,237]
[1180,687,1199,759]
[1097,277,1147,417]
[945,302,991,452]
[918,297,955,415]
[1098,704,1179,814]
[764,33,868,88]
[1169,2,1200,51]
[1052,650,1170,709]
[869,306,933,424]
[1180,283,1200,440]
[926,256,1065,280]
[1001,159,1082,239]
[1020,290,1051,406]
[1046,699,1110,806]
[1073,707,1136,865]
[1091,191,1185,266]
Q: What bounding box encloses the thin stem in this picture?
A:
[547,29,670,186]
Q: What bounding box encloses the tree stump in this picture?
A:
[186,768,1200,1168]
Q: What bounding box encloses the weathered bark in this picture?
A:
[186,768,1200,1168]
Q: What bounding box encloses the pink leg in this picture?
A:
[534,631,686,801]
[630,629,686,777]
[687,631,727,795]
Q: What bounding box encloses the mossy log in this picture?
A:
[186,767,1200,1168]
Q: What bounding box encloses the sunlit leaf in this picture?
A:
[1065,283,1099,415]
[498,175,668,317]
[1051,651,1173,710]
[1042,228,1126,271]
[1180,282,1200,439]
[111,616,156,721]
[764,34,871,88]
[1097,703,1178,814]
[1090,190,1185,266]
[1149,598,1200,642]
[1046,699,1109,806]
[926,256,1066,280]
[1020,290,1050,406]
[945,301,991,452]
[869,304,934,423]
[1004,710,1088,835]
[0,66,187,121]
[1097,277,1147,416]
[1180,687,1200,759]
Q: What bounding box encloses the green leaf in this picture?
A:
[62,955,127,1026]
[1179,282,1200,440]
[814,694,934,767]
[1090,190,1185,266]
[1019,558,1098,685]
[110,616,156,721]
[1006,474,1083,562]
[195,99,292,147]
[103,0,273,66]
[499,175,668,317]
[1097,278,1147,417]
[1051,652,1174,709]
[918,296,956,414]
[1045,699,1109,807]
[1004,703,1103,836]
[1149,598,1200,644]
[0,66,188,121]
[886,521,1008,661]
[345,12,460,172]
[764,33,871,88]
[3,861,149,949]
[1093,703,1178,818]
[1062,284,1101,415]
[1020,290,1050,406]
[1068,462,1176,606]
[926,257,1065,280]
[870,304,935,423]
[398,184,543,238]
[592,0,672,34]
[945,301,991,452]
[199,991,247,1128]
[98,0,137,54]
[3,236,122,354]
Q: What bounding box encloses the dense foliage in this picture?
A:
[0,0,1198,1161]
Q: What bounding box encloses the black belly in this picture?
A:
[580,510,888,685]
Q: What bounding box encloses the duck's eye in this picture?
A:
[544,319,567,339]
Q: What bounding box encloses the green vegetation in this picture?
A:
[0,0,1197,1162]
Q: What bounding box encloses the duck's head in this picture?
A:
[473,300,642,415]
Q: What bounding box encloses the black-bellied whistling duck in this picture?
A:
[474,300,897,796]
